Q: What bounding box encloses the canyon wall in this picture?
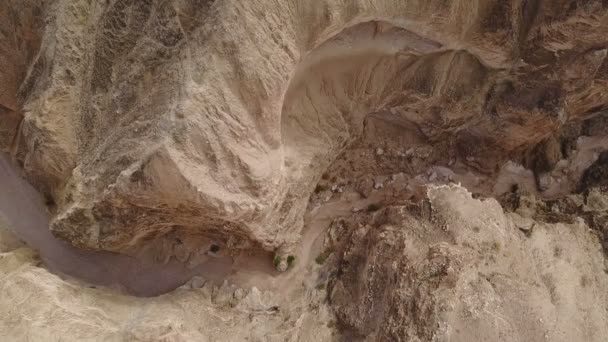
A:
[1,0,607,261]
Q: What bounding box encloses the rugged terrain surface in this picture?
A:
[2,0,608,341]
[2,183,608,341]
[2,0,608,260]
[326,185,608,341]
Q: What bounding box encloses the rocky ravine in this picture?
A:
[2,183,608,341]
[1,0,608,341]
[2,0,608,261]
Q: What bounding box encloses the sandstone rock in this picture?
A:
[538,173,554,191]
[356,176,375,199]
[373,179,384,190]
[189,276,205,289]
[586,188,608,212]
[329,185,608,341]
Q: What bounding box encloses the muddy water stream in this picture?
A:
[0,153,233,296]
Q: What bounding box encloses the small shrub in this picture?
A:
[367,203,382,212]
[492,241,501,252]
[273,255,281,268]
[580,274,590,288]
[315,184,328,193]
[315,250,332,265]
[553,246,563,258]
[287,255,296,268]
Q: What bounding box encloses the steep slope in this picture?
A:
[2,0,608,262]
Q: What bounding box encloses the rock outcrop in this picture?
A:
[327,185,608,341]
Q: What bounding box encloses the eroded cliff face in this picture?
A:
[325,185,608,341]
[1,0,608,264]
